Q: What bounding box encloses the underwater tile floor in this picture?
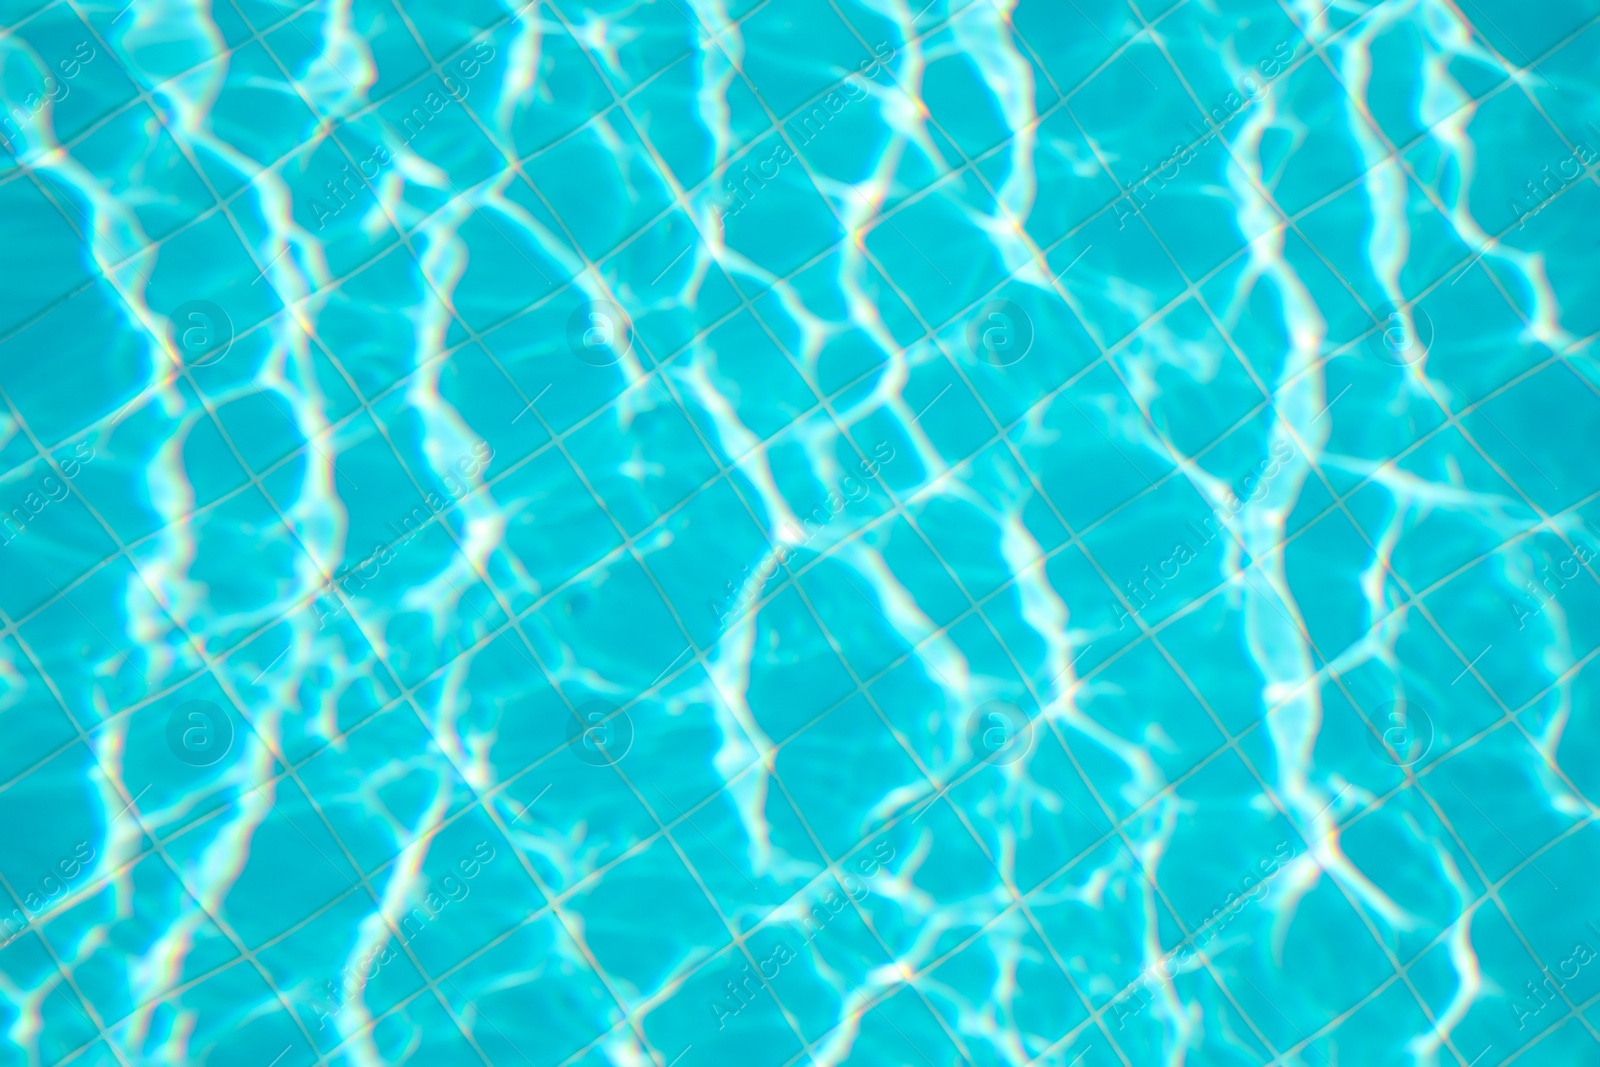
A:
[2,0,1600,1064]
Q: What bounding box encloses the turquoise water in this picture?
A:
[2,0,1600,1064]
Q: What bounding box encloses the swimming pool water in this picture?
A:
[2,0,1600,1064]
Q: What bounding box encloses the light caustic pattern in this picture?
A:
[0,0,1598,1064]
